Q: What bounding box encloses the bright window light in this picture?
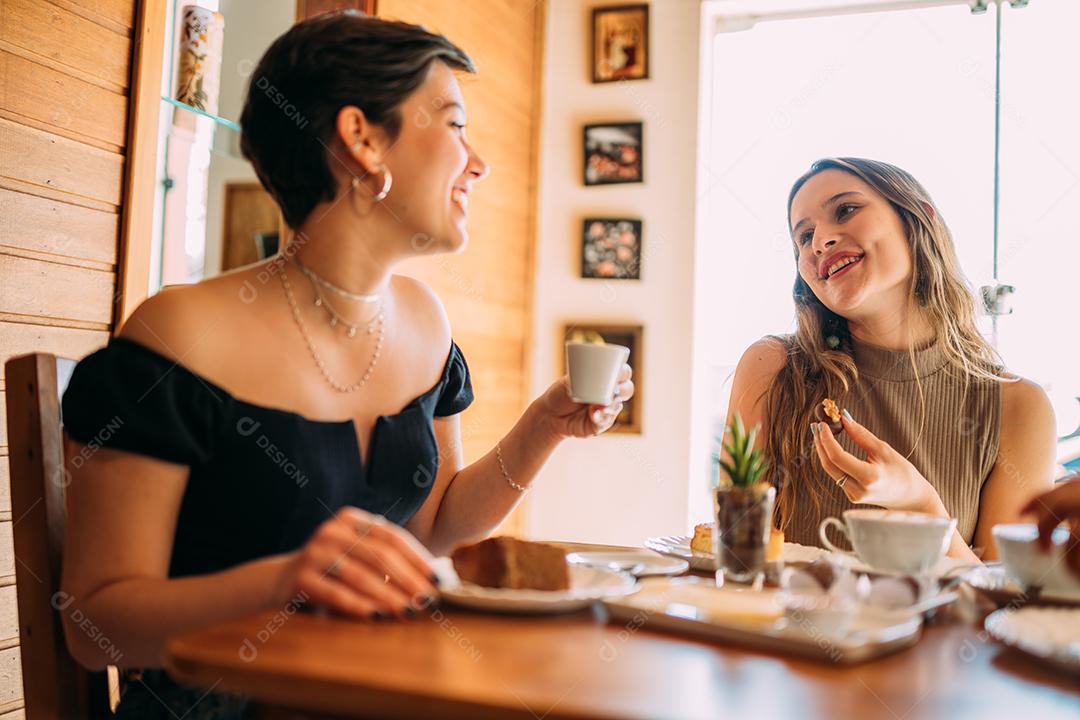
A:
[695,0,1080,494]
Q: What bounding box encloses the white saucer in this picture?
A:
[966,564,1080,605]
[644,535,828,571]
[985,606,1080,674]
[436,559,637,614]
[566,550,689,577]
[840,553,977,580]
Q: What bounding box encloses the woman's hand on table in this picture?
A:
[1022,477,1080,577]
[536,364,634,438]
[280,507,439,621]
[812,411,945,515]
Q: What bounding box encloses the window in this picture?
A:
[692,0,1080,517]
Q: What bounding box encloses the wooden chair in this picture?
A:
[5,354,113,718]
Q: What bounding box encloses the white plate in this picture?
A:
[985,606,1080,674]
[437,561,637,614]
[966,564,1080,606]
[644,535,828,571]
[840,554,976,580]
[566,550,689,577]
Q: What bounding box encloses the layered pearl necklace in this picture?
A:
[278,255,386,393]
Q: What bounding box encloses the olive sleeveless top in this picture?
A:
[784,336,1001,548]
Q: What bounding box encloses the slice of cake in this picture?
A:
[451,537,569,591]
[692,523,785,562]
[766,527,785,563]
[691,523,713,555]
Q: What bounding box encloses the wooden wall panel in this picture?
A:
[53,0,136,31]
[0,458,8,516]
[0,188,119,266]
[0,0,131,90]
[0,325,110,374]
[0,0,139,711]
[0,525,12,579]
[0,118,124,207]
[0,647,21,708]
[0,50,129,151]
[0,587,17,642]
[378,0,545,535]
[0,256,115,327]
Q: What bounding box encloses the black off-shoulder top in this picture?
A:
[61,337,473,579]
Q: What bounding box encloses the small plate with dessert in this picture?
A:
[439,537,638,614]
[645,524,827,572]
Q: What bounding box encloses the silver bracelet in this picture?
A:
[495,441,528,493]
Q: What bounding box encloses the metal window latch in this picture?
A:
[980,282,1016,316]
[970,0,1029,14]
[1058,397,1080,442]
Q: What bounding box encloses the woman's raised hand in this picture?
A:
[812,411,946,515]
[1021,478,1080,577]
[535,363,634,438]
[280,506,439,620]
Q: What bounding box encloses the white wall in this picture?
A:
[526,0,702,545]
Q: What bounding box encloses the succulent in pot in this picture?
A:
[713,413,776,587]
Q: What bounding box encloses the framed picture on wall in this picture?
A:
[591,4,649,83]
[582,218,642,280]
[584,121,643,186]
[563,324,643,434]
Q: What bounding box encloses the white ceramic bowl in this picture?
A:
[992,523,1080,596]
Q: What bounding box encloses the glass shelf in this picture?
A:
[161,95,241,133]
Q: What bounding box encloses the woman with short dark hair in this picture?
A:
[59,11,632,715]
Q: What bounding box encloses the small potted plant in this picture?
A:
[713,413,775,586]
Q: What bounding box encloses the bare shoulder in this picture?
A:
[999,375,1055,432]
[392,274,451,345]
[117,263,270,361]
[117,283,213,358]
[716,338,791,441]
[726,337,789,423]
[734,337,789,383]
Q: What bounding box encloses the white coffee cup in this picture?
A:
[993,523,1080,596]
[565,342,630,405]
[818,509,956,575]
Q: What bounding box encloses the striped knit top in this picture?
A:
[784,336,1002,548]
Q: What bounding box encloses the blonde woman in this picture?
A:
[726,157,1055,562]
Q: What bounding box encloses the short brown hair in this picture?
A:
[239,11,475,227]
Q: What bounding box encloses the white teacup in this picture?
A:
[819,509,956,575]
[993,523,1080,596]
[565,342,629,404]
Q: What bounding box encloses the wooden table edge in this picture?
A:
[164,633,623,720]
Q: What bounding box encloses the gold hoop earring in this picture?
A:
[349,169,392,217]
[372,168,391,202]
[350,170,391,202]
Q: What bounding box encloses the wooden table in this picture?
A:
[165,547,1080,720]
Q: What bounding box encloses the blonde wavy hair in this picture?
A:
[768,157,1003,530]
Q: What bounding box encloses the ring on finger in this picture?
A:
[326,556,346,577]
[835,474,848,488]
[355,514,385,537]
